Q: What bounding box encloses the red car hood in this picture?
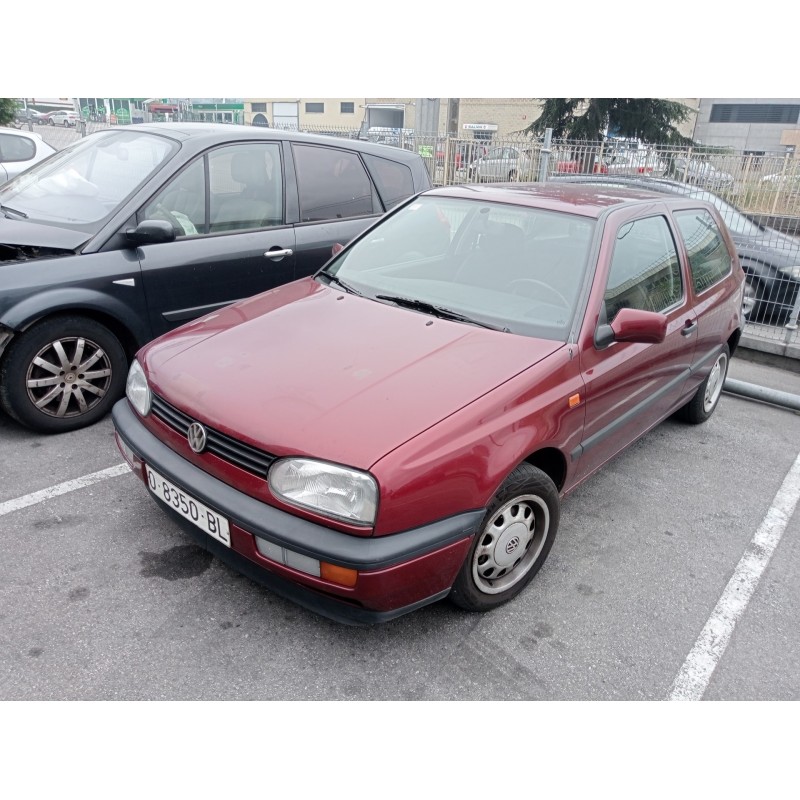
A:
[142,280,564,469]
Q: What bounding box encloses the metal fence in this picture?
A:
[12,118,800,351]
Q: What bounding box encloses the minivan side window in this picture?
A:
[292,145,377,222]
[362,154,414,210]
[673,209,732,294]
[604,215,683,322]
[208,144,283,233]
[141,157,206,236]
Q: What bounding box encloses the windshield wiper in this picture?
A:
[375,294,508,331]
[1,204,28,219]
[316,268,363,296]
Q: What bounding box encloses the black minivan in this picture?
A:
[0,124,431,433]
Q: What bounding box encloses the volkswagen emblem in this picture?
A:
[505,536,520,555]
[187,422,207,453]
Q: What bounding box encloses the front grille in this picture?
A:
[151,393,277,477]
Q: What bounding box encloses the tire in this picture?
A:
[449,463,559,612]
[0,316,128,434]
[742,274,762,321]
[676,344,729,425]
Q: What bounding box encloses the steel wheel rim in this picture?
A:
[25,336,112,419]
[472,494,549,595]
[703,352,728,413]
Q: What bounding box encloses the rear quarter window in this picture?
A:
[362,154,414,209]
[674,209,732,294]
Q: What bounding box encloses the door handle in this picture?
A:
[681,320,698,336]
[264,248,293,259]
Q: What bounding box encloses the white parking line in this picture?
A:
[669,451,800,700]
[0,463,131,518]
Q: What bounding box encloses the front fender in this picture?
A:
[0,286,152,347]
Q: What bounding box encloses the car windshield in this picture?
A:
[320,196,596,341]
[0,129,177,230]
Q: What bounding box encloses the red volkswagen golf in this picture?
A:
[112,184,744,624]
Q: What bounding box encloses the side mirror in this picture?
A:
[331,242,345,257]
[595,307,668,348]
[125,219,176,246]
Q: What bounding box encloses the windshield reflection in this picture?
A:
[0,130,177,230]
[322,196,596,341]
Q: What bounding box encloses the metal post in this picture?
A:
[538,128,553,182]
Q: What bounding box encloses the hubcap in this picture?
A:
[25,336,112,419]
[742,281,757,318]
[703,352,728,413]
[472,494,549,595]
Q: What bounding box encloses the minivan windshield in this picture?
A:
[319,196,596,341]
[0,129,177,230]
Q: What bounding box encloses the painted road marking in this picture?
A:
[0,463,131,518]
[669,451,800,700]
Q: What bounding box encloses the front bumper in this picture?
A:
[112,399,482,625]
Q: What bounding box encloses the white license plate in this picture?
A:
[146,465,231,548]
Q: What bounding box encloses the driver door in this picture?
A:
[136,141,297,337]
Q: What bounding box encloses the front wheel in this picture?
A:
[449,463,559,611]
[676,344,729,425]
[0,316,128,433]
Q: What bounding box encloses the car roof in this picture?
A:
[0,127,45,140]
[423,181,684,218]
[115,122,425,163]
[550,174,708,197]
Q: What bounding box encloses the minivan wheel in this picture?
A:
[0,316,128,434]
[742,275,762,321]
[676,344,729,425]
[449,463,559,612]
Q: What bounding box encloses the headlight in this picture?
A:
[778,266,800,280]
[125,359,151,417]
[268,458,378,526]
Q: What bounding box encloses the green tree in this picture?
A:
[525,98,694,145]
[0,98,20,126]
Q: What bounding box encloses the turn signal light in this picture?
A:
[321,562,358,587]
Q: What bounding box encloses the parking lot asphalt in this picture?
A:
[0,352,798,701]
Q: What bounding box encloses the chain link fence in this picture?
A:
[11,117,800,353]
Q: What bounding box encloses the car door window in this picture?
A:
[673,209,732,294]
[141,157,206,236]
[293,144,377,222]
[604,215,683,321]
[0,133,35,162]
[362,154,414,210]
[208,143,283,233]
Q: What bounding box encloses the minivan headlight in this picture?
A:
[268,458,378,526]
[126,359,151,417]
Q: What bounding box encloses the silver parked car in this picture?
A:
[0,128,56,184]
[468,146,535,182]
[671,156,734,189]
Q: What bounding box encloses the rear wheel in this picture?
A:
[449,463,559,611]
[676,344,729,424]
[0,316,128,433]
[742,275,761,320]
